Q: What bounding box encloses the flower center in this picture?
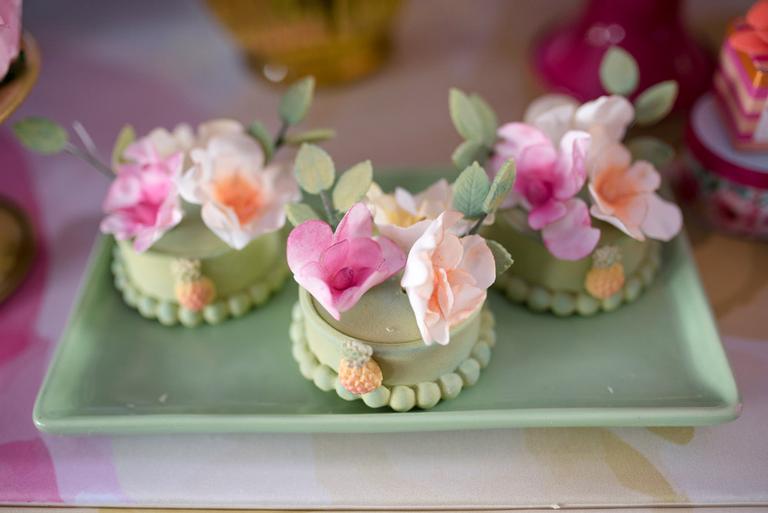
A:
[213,173,264,224]
[525,179,554,206]
[329,267,356,291]
[595,165,637,206]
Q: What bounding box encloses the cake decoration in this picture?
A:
[15,76,333,326]
[715,0,768,150]
[286,143,514,410]
[449,48,683,315]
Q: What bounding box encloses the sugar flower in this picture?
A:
[287,203,406,320]
[0,0,21,78]
[541,198,601,261]
[589,143,682,241]
[135,119,244,162]
[179,130,299,249]
[729,0,768,57]
[524,94,634,152]
[401,211,495,346]
[100,135,184,252]
[366,179,455,250]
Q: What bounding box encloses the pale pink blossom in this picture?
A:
[589,143,682,241]
[401,211,495,346]
[524,94,634,159]
[541,198,601,260]
[0,0,21,78]
[287,203,406,320]
[179,131,299,249]
[100,136,184,252]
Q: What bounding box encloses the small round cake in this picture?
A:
[289,279,495,411]
[485,210,661,316]
[111,211,287,327]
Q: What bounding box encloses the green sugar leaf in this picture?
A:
[294,143,335,194]
[599,46,639,96]
[449,88,485,142]
[247,121,275,162]
[482,158,516,214]
[452,161,490,219]
[452,139,486,170]
[634,80,678,126]
[485,239,513,276]
[279,76,315,126]
[626,136,675,169]
[111,124,135,170]
[13,117,69,155]
[285,202,321,226]
[332,160,373,213]
[284,128,336,146]
[470,93,498,147]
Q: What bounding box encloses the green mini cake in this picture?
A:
[284,146,514,411]
[15,76,334,327]
[111,212,287,326]
[290,280,495,411]
[448,51,683,316]
[485,212,661,316]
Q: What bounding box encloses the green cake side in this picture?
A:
[290,280,496,412]
[484,209,661,316]
[111,213,288,326]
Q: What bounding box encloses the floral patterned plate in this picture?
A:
[33,170,740,434]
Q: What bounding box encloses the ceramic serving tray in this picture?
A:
[33,170,740,434]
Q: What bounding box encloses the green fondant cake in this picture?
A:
[290,281,495,411]
[484,209,661,316]
[111,212,287,327]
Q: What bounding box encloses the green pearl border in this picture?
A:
[495,242,662,316]
[289,303,496,412]
[110,244,288,327]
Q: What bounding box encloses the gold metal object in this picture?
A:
[207,0,402,86]
[0,33,41,124]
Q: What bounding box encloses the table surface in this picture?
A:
[1,0,767,510]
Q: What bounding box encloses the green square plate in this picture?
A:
[33,171,740,434]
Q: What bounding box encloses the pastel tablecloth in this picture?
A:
[1,0,767,509]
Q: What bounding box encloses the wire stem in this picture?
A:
[467,213,488,236]
[64,142,113,178]
[319,190,337,226]
[273,121,290,151]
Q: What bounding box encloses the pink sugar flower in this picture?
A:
[401,211,495,346]
[287,202,406,320]
[492,122,598,260]
[100,136,184,252]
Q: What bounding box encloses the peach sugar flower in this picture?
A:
[589,143,682,241]
[401,211,495,345]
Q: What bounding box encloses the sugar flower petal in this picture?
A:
[541,198,601,260]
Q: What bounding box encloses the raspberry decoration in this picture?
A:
[338,340,383,395]
[171,258,216,311]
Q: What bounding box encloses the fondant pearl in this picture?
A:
[438,373,463,400]
[299,353,319,380]
[203,302,228,324]
[623,277,643,302]
[122,286,139,307]
[228,293,252,317]
[289,322,305,344]
[291,303,303,322]
[527,286,551,312]
[576,293,600,316]
[481,309,495,329]
[179,308,202,327]
[249,283,269,305]
[291,340,311,363]
[362,387,391,408]
[138,296,158,319]
[157,301,179,326]
[335,380,359,401]
[505,276,529,303]
[389,385,416,412]
[471,342,492,368]
[416,382,441,409]
[458,358,481,386]
[640,264,655,286]
[312,365,337,391]
[551,291,576,316]
[601,292,623,312]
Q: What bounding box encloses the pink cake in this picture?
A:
[715,2,768,150]
[0,0,22,80]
